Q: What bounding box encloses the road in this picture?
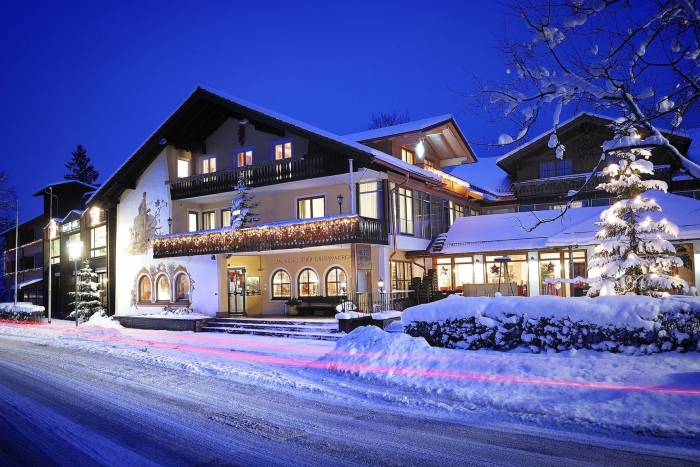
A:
[0,336,697,467]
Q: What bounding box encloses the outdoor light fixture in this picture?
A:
[378,278,385,293]
[337,194,344,214]
[159,138,167,145]
[240,118,248,125]
[167,217,172,234]
[416,139,425,159]
[66,240,83,327]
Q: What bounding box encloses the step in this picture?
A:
[202,326,345,341]
[205,322,339,333]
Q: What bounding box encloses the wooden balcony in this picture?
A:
[166,153,348,200]
[513,166,672,199]
[151,215,388,258]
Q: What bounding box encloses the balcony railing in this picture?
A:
[151,215,388,258]
[166,153,348,200]
[513,166,672,199]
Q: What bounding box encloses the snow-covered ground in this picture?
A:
[0,311,698,458]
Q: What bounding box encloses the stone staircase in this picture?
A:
[202,317,344,341]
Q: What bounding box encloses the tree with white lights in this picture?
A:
[462,0,700,296]
[227,176,260,234]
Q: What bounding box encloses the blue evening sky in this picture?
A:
[2,1,524,221]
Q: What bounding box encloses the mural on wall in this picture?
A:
[127,192,167,255]
[130,262,195,309]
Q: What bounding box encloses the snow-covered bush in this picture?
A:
[0,303,45,322]
[160,305,198,316]
[403,295,700,354]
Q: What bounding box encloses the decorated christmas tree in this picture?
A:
[68,260,106,322]
[587,133,688,297]
[227,176,261,233]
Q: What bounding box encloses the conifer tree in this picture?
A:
[587,134,688,297]
[227,176,261,233]
[64,144,99,185]
[68,260,106,322]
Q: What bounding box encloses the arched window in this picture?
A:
[326,267,347,296]
[298,268,319,297]
[175,274,190,302]
[271,270,291,300]
[156,275,170,301]
[139,276,151,302]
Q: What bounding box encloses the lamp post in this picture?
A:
[45,187,58,323]
[67,240,83,327]
[377,278,385,293]
[337,194,344,215]
[13,199,18,306]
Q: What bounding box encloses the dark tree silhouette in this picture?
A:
[368,111,411,130]
[64,144,99,185]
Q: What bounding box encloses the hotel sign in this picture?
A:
[61,219,80,233]
[356,244,371,271]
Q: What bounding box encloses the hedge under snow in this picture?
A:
[402,295,700,354]
[0,302,45,322]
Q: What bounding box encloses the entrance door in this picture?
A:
[228,267,247,316]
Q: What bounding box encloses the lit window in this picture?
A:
[235,146,254,167]
[201,155,217,174]
[139,276,151,302]
[156,275,170,301]
[271,270,291,299]
[298,268,319,297]
[177,159,190,178]
[326,267,347,297]
[188,212,198,232]
[202,211,216,230]
[50,239,60,265]
[221,209,231,228]
[391,261,412,291]
[401,148,415,164]
[273,139,293,160]
[358,182,383,220]
[90,225,107,258]
[175,274,190,302]
[297,196,325,219]
[396,187,413,235]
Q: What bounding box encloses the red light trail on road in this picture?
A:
[2,321,699,397]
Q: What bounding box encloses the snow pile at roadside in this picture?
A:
[402,294,700,328]
[81,313,124,329]
[321,326,700,438]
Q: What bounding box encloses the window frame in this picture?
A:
[90,224,107,258]
[325,266,347,297]
[271,138,294,160]
[175,273,191,303]
[401,148,415,164]
[200,154,218,174]
[271,269,292,300]
[188,211,199,232]
[202,210,216,230]
[296,195,325,219]
[155,274,171,302]
[138,275,152,302]
[235,145,254,167]
[297,268,319,297]
[177,158,190,178]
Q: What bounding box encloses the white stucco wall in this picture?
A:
[114,154,222,316]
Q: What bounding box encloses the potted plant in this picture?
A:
[285,297,301,316]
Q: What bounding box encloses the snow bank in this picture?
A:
[401,295,700,353]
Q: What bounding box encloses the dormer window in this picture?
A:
[401,148,415,164]
[236,146,254,167]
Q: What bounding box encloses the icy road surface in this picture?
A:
[0,322,698,467]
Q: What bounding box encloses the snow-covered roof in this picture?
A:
[197,87,441,184]
[88,87,442,206]
[439,207,602,255]
[344,115,455,142]
[9,277,43,290]
[444,158,512,196]
[32,180,97,197]
[437,191,700,255]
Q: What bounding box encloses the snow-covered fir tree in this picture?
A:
[68,260,106,322]
[462,0,700,296]
[65,144,99,185]
[587,134,688,296]
[227,176,260,234]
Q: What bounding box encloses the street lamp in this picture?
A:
[337,194,344,215]
[377,278,385,293]
[67,240,83,327]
